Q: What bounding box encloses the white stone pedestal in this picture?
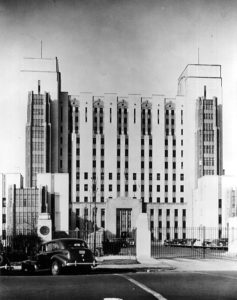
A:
[37,213,52,242]
[136,213,151,259]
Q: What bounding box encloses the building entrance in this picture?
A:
[116,208,132,237]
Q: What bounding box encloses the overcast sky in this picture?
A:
[0,0,237,177]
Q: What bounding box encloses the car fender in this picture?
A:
[50,254,68,266]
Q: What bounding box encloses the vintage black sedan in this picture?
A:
[22,238,97,275]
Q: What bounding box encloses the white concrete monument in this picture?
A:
[136,213,151,259]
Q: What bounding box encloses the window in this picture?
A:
[84,196,88,202]
[133,185,137,192]
[173,185,176,192]
[182,209,186,217]
[218,215,222,224]
[133,173,136,180]
[76,184,80,191]
[175,209,178,217]
[84,172,88,180]
[218,199,222,209]
[180,197,184,203]
[109,173,112,180]
[165,162,168,169]
[84,184,88,191]
[109,184,112,192]
[157,173,160,180]
[157,185,160,192]
[180,185,184,192]
[110,108,112,123]
[165,173,168,180]
[180,174,184,181]
[157,197,160,203]
[158,209,162,216]
[2,214,6,223]
[173,197,176,203]
[165,185,168,192]
[165,197,168,203]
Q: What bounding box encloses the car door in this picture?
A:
[36,244,49,269]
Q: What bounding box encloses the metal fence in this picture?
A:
[69,229,136,257]
[151,227,234,259]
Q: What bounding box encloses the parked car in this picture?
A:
[21,238,97,275]
[0,250,11,274]
[102,239,122,255]
[202,239,212,248]
[164,239,172,247]
[210,238,228,249]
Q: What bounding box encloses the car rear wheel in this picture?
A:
[51,260,62,276]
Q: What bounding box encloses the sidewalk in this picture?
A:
[95,255,174,271]
[95,255,237,272]
[160,258,237,271]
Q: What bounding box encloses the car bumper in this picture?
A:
[66,261,97,267]
[0,264,12,270]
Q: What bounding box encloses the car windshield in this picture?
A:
[64,240,88,249]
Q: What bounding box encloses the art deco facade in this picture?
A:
[24,61,223,240]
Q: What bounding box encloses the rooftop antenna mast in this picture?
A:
[41,40,43,59]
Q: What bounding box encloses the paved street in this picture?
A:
[1,269,237,299]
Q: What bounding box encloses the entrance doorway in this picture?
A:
[116,208,132,237]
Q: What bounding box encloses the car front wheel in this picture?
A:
[51,260,62,276]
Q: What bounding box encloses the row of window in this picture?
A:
[80,172,184,181]
[75,196,185,204]
[153,221,187,229]
[150,208,185,217]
